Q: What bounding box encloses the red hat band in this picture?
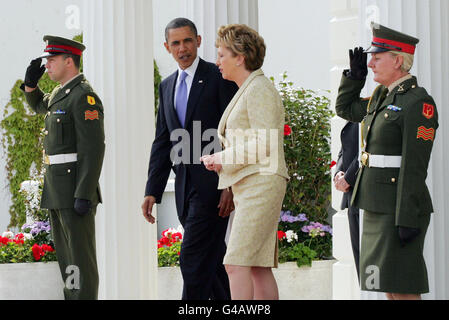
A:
[44,44,82,56]
[372,37,416,55]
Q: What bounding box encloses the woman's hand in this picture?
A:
[200,153,222,172]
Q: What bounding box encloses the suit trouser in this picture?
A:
[49,207,99,300]
[347,205,360,282]
[178,187,230,300]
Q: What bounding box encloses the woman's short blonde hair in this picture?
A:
[390,51,414,72]
[215,24,266,71]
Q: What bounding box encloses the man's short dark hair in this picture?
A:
[165,17,198,42]
[62,53,81,69]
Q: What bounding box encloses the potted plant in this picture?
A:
[268,74,336,299]
[0,169,63,300]
[157,226,184,300]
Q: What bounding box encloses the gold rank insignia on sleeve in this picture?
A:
[87,96,96,105]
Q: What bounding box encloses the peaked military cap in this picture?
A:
[39,35,86,58]
[365,22,419,55]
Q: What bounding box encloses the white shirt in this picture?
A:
[174,56,200,109]
[61,73,82,88]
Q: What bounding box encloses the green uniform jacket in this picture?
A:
[23,74,105,209]
[335,74,438,228]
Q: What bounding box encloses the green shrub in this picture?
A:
[272,73,334,267]
[273,72,333,223]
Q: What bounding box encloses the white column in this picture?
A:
[330,0,361,300]
[183,0,259,62]
[83,0,157,299]
[357,0,449,300]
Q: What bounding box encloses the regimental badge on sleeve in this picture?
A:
[85,110,99,120]
[422,103,435,119]
[417,126,435,141]
[87,95,96,105]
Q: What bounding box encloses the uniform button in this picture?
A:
[384,113,389,119]
[391,178,396,183]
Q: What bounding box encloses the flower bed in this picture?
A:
[157,226,183,267]
[0,221,56,263]
[278,210,332,267]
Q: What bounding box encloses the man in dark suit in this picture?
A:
[141,18,238,300]
[334,121,360,281]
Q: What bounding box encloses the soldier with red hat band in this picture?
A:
[336,22,438,299]
[21,35,105,300]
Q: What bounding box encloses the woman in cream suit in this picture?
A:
[201,24,289,300]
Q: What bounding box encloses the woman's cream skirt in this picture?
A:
[223,173,287,268]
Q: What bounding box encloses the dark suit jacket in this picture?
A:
[145,58,238,215]
[336,121,359,211]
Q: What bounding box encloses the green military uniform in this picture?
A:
[336,24,438,294]
[21,36,105,299]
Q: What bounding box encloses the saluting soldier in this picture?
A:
[21,35,105,300]
[335,22,438,300]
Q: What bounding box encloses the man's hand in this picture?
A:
[334,171,344,184]
[24,58,46,89]
[334,171,351,193]
[74,198,91,216]
[398,226,421,247]
[200,153,222,173]
[218,188,235,218]
[142,195,156,224]
[348,47,368,80]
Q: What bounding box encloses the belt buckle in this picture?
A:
[361,151,370,167]
[44,155,50,165]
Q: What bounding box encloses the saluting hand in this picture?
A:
[24,58,46,89]
[348,47,368,80]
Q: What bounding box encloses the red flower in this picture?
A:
[41,244,54,252]
[172,232,182,241]
[277,230,286,240]
[284,124,292,136]
[329,161,337,169]
[0,237,11,246]
[32,244,44,261]
[15,233,24,240]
